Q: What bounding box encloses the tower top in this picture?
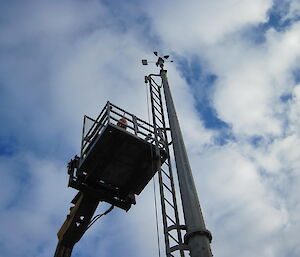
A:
[142,52,173,69]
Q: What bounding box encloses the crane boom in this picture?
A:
[54,192,99,257]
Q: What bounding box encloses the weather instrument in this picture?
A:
[54,52,213,257]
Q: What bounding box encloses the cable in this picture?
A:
[146,79,162,257]
[152,169,162,257]
[86,205,114,231]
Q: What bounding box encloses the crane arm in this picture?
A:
[54,192,99,257]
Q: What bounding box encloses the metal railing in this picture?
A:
[80,101,160,159]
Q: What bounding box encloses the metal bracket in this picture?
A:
[184,229,213,244]
[167,224,187,232]
[169,244,189,253]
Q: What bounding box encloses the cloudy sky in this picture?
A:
[1,0,300,256]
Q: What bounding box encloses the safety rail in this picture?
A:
[80,101,160,159]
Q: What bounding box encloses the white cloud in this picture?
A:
[208,21,300,136]
[0,0,107,46]
[190,144,290,257]
[0,153,72,257]
[285,0,300,21]
[146,0,272,50]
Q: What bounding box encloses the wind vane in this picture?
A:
[142,51,174,68]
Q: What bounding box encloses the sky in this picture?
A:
[1,0,300,257]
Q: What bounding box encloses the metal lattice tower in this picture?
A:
[147,75,187,256]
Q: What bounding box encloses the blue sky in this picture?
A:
[1,0,300,257]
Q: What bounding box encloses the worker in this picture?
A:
[117,117,128,130]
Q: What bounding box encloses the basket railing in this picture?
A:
[80,102,162,159]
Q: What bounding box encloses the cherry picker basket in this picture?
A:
[68,101,167,210]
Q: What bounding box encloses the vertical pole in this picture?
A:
[160,68,213,257]
[106,101,111,123]
[133,115,138,136]
[81,115,87,157]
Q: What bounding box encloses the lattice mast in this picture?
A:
[147,74,186,256]
[143,53,213,257]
